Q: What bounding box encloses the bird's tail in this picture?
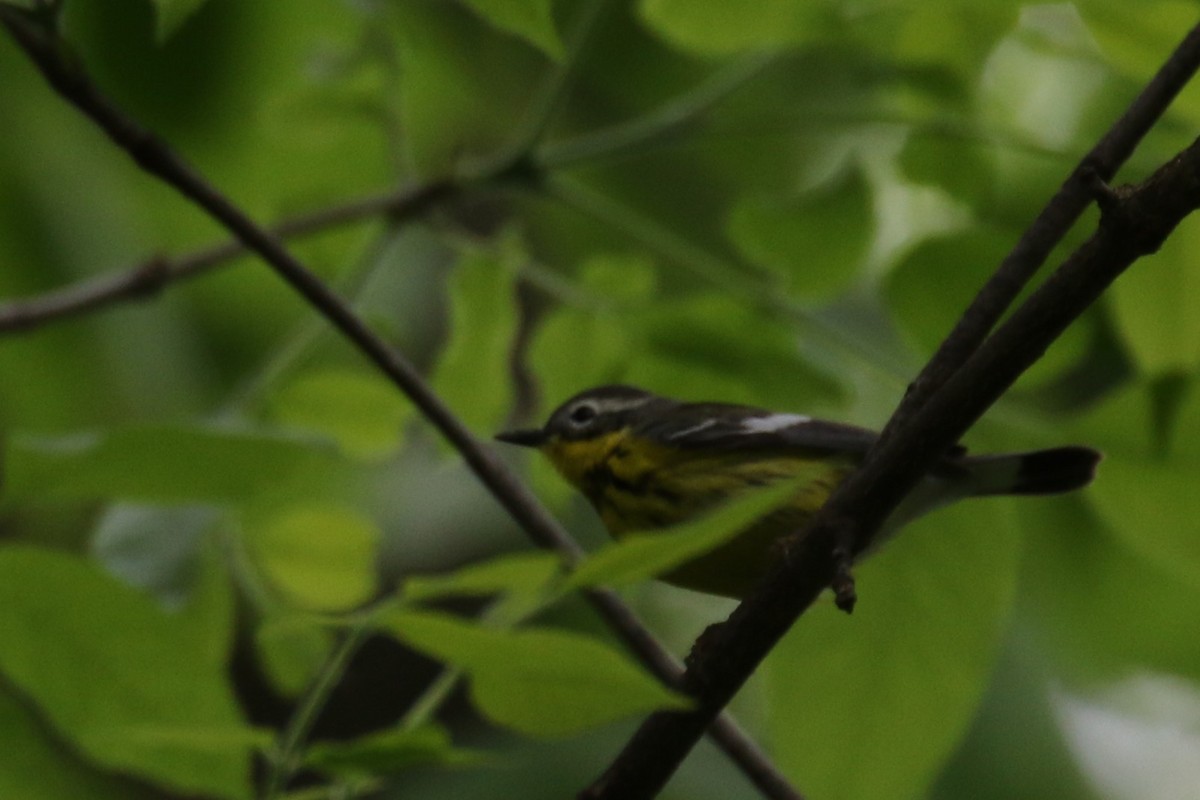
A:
[966,446,1102,496]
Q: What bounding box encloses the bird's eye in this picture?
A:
[568,403,597,425]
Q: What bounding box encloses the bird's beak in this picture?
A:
[494,428,548,448]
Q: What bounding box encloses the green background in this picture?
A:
[1,0,1199,798]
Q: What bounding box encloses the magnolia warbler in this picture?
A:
[496,385,1101,597]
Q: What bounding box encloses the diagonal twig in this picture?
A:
[0,183,453,334]
[876,21,1200,447]
[0,9,802,800]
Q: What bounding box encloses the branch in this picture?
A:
[0,184,452,334]
[580,25,1200,800]
[0,9,802,800]
[876,21,1200,446]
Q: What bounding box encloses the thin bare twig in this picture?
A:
[581,19,1200,800]
[0,184,453,334]
[0,9,801,800]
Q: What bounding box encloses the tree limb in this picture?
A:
[0,184,452,334]
[877,21,1200,447]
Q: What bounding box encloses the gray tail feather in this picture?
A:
[969,446,1102,496]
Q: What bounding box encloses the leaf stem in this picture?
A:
[264,621,374,799]
[538,52,777,170]
[504,0,611,158]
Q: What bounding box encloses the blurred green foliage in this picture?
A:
[2,0,1200,798]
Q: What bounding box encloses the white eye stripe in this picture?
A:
[739,413,811,433]
[590,396,654,414]
[666,419,717,439]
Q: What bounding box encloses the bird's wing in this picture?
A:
[635,404,876,456]
[641,403,966,461]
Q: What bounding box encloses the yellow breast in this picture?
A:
[541,431,853,596]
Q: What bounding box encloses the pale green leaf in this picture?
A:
[3,425,351,507]
[892,4,1019,82]
[525,255,658,506]
[0,547,252,799]
[402,551,563,602]
[459,0,564,60]
[639,0,835,54]
[245,505,380,611]
[432,246,519,437]
[270,369,411,460]
[304,723,482,777]
[255,616,334,697]
[565,479,802,590]
[527,252,657,410]
[385,609,689,737]
[151,0,210,41]
[765,501,1020,800]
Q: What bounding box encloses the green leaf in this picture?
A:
[898,132,998,215]
[1071,383,1200,589]
[432,246,520,438]
[638,0,836,54]
[726,169,874,299]
[269,369,412,460]
[255,615,334,697]
[0,685,146,800]
[527,253,658,408]
[765,500,1020,800]
[1108,218,1200,375]
[304,723,482,778]
[885,228,1010,355]
[525,254,658,505]
[891,4,1019,84]
[458,0,564,59]
[527,260,643,385]
[245,505,380,611]
[1077,1,1200,90]
[3,424,351,508]
[0,547,253,799]
[975,6,1122,219]
[636,293,844,408]
[565,479,803,590]
[151,0,210,41]
[391,1,537,172]
[384,609,689,737]
[884,229,1088,389]
[1018,496,1200,684]
[402,551,563,602]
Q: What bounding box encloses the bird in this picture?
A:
[496,384,1101,597]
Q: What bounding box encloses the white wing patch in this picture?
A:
[740,413,810,433]
[666,419,718,439]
